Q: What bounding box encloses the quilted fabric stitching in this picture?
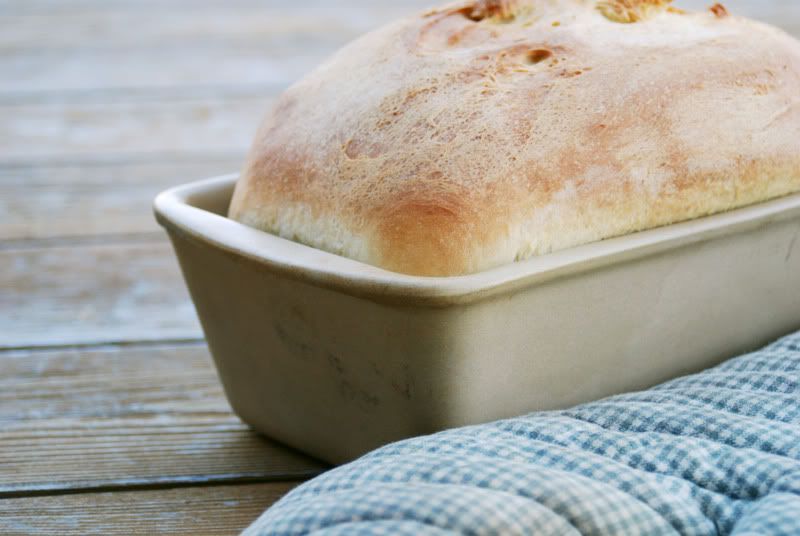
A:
[245,331,800,535]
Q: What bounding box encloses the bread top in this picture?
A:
[229,0,800,276]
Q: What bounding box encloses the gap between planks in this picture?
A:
[0,476,305,500]
[0,84,283,106]
[0,233,165,251]
[0,343,329,497]
[0,482,299,536]
[0,337,205,355]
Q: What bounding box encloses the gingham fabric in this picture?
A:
[245,332,800,535]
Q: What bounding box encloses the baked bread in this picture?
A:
[229,0,800,276]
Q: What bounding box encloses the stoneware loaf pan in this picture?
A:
[155,174,800,463]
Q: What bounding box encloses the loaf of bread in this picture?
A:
[229,0,800,276]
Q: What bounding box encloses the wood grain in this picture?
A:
[0,2,433,97]
[0,95,269,163]
[0,159,241,240]
[1,1,798,533]
[0,344,327,495]
[0,482,297,535]
[0,240,202,348]
[0,0,432,15]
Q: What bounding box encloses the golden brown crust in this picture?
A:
[596,0,673,23]
[230,0,800,276]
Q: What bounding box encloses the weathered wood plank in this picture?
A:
[0,0,429,13]
[0,344,327,495]
[0,482,296,535]
[0,159,240,240]
[0,240,203,348]
[0,2,432,97]
[0,95,268,163]
[0,49,299,100]
[0,8,362,50]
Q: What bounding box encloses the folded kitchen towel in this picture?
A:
[244,331,800,535]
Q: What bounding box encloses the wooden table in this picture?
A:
[1,1,796,533]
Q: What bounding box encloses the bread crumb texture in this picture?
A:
[230,0,800,276]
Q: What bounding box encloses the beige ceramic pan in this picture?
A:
[155,174,800,463]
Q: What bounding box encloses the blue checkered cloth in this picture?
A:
[245,331,800,535]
